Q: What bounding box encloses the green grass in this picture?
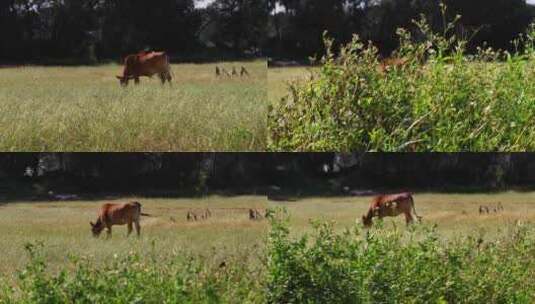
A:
[268,66,316,105]
[0,196,268,278]
[0,61,267,151]
[2,192,535,302]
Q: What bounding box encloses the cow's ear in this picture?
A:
[116,76,123,80]
[90,221,94,227]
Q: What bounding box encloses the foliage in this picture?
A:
[1,242,264,303]
[267,0,532,58]
[3,207,535,303]
[0,0,267,62]
[268,16,535,151]
[266,211,535,303]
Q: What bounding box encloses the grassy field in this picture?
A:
[0,196,268,278]
[271,191,535,238]
[268,66,315,105]
[2,192,535,302]
[0,61,267,151]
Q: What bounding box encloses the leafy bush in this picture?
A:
[268,12,535,151]
[266,212,535,303]
[3,212,535,303]
[0,242,264,304]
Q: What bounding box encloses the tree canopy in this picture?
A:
[0,0,268,63]
[266,0,534,59]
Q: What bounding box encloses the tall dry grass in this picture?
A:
[0,61,267,151]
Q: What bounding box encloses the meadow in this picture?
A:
[268,66,315,105]
[0,61,267,152]
[2,192,535,302]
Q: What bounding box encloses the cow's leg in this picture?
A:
[127,222,133,237]
[106,226,112,239]
[159,73,166,84]
[134,77,140,85]
[166,71,172,84]
[134,220,141,237]
[404,212,413,225]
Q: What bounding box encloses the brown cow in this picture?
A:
[362,192,422,227]
[377,57,408,75]
[116,51,172,86]
[90,201,149,238]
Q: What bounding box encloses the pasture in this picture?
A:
[2,192,535,302]
[0,61,267,152]
[268,66,315,105]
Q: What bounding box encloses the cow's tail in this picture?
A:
[140,212,151,217]
[409,194,422,222]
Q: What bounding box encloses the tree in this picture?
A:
[98,0,201,59]
[444,0,532,51]
[204,0,268,56]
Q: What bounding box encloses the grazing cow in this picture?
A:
[240,66,249,77]
[377,57,408,75]
[90,201,150,238]
[116,51,172,87]
[362,192,422,227]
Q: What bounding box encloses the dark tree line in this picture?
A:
[2,153,535,201]
[0,0,268,64]
[3,0,532,63]
[266,0,535,60]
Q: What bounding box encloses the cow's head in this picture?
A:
[116,76,129,87]
[90,221,104,237]
[362,214,373,227]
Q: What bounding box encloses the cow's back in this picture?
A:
[99,202,140,225]
[372,192,412,208]
[122,51,169,78]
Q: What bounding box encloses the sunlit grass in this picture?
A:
[3,192,535,302]
[268,66,316,105]
[0,61,267,151]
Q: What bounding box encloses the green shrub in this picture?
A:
[3,212,535,303]
[266,213,535,303]
[1,242,264,304]
[268,13,535,151]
